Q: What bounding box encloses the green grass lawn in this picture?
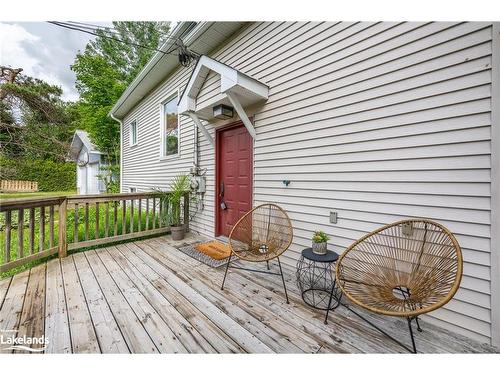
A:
[0,191,76,200]
[0,202,165,278]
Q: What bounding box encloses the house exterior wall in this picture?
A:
[120,22,496,344]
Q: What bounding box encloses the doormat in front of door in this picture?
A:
[177,240,232,268]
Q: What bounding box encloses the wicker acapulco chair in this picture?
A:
[334,219,463,353]
[221,203,293,303]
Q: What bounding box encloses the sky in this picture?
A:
[0,22,109,101]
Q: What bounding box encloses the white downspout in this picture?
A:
[110,112,123,193]
[193,118,199,167]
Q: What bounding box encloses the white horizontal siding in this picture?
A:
[120,21,495,344]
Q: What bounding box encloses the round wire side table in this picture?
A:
[296,248,341,316]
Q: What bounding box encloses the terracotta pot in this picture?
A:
[312,241,327,255]
[171,226,185,241]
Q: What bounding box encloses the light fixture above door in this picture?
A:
[213,104,234,119]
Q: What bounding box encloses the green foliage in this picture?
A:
[87,22,171,85]
[1,73,77,162]
[168,174,191,227]
[0,156,75,192]
[71,21,170,157]
[2,75,66,124]
[71,54,124,155]
[97,160,120,193]
[155,174,191,227]
[166,134,178,155]
[312,230,330,244]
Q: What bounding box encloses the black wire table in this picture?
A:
[296,248,342,324]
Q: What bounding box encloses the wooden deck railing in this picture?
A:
[0,192,189,273]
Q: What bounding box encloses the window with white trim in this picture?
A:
[161,94,179,156]
[130,120,138,146]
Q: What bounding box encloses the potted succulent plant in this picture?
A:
[312,230,330,255]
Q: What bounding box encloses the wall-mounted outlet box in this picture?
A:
[330,211,338,224]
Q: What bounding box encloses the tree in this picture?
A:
[0,66,76,162]
[71,22,170,157]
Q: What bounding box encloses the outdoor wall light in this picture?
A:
[213,104,234,119]
[283,180,291,187]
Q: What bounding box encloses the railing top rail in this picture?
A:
[0,191,190,211]
[67,192,170,204]
[0,196,66,211]
[67,191,167,200]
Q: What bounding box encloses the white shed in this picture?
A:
[69,130,105,195]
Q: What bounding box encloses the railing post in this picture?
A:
[58,198,67,258]
[183,192,190,233]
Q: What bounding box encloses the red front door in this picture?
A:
[216,123,253,237]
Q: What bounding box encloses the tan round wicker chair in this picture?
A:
[335,219,463,353]
[221,203,293,303]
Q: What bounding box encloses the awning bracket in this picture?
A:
[188,112,214,147]
[226,91,257,139]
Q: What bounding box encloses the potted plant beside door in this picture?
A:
[159,174,191,240]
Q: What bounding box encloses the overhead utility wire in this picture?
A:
[63,21,182,42]
[47,21,172,55]
[48,21,200,67]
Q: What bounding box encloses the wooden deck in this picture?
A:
[0,234,496,354]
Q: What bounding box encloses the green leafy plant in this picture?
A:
[154,174,191,227]
[96,155,120,193]
[312,230,330,244]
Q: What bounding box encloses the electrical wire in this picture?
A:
[48,21,200,67]
[64,21,181,42]
[48,21,171,55]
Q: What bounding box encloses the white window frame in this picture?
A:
[129,119,138,146]
[159,89,180,159]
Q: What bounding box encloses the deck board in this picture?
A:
[72,252,129,353]
[0,277,12,311]
[16,263,46,353]
[44,259,71,353]
[0,270,30,352]
[119,242,243,353]
[93,248,187,353]
[0,234,497,354]
[61,256,100,353]
[126,241,274,353]
[84,250,158,353]
[108,245,217,353]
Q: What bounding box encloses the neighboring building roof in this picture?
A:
[68,130,103,160]
[109,22,247,120]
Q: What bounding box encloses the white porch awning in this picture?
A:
[178,55,269,145]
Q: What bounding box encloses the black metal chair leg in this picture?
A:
[277,257,289,304]
[415,316,423,332]
[221,253,232,290]
[407,317,417,353]
[266,260,270,270]
[324,281,337,324]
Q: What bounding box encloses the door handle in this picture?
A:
[220,181,227,210]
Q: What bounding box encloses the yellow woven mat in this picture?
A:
[195,241,232,260]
